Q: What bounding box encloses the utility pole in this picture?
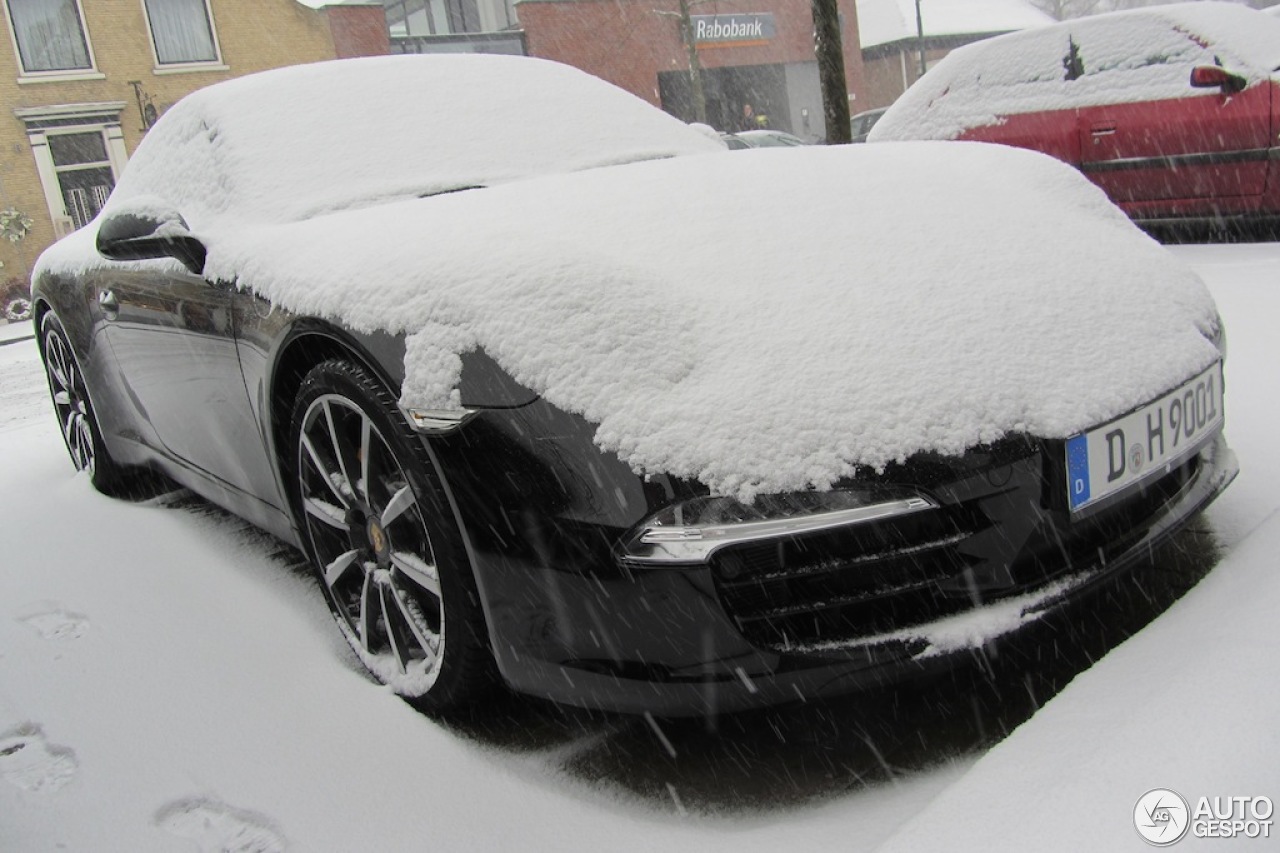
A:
[811,0,851,144]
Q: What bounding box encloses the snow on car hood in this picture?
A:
[870,2,1280,143]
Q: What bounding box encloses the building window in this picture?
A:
[385,0,516,37]
[48,132,114,228]
[143,0,218,65]
[5,0,92,73]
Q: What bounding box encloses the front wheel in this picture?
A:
[289,360,493,712]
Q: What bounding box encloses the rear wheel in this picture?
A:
[289,359,493,711]
[40,312,128,493]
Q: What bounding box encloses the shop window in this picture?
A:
[143,0,219,65]
[4,0,93,74]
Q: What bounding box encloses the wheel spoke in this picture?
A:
[324,548,361,587]
[389,583,439,666]
[390,550,440,598]
[47,341,70,389]
[81,425,96,477]
[53,390,71,406]
[303,496,347,529]
[71,417,93,472]
[358,570,376,652]
[61,411,78,448]
[380,584,409,673]
[358,415,372,502]
[380,484,417,528]
[323,400,358,504]
[301,433,350,509]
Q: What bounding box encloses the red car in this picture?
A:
[869,2,1280,227]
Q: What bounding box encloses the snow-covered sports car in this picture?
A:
[32,55,1235,715]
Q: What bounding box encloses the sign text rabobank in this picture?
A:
[691,14,776,46]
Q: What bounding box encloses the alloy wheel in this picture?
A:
[296,393,446,693]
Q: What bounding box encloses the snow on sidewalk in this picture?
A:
[874,509,1280,853]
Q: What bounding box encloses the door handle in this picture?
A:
[98,289,119,320]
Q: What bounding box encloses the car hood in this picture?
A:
[41,142,1222,501]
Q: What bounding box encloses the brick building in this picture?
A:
[518,0,867,141]
[0,0,388,288]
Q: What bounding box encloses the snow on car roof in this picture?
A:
[856,0,1053,50]
[38,58,1221,501]
[103,54,724,225]
[870,1,1280,142]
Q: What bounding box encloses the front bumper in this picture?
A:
[463,424,1235,717]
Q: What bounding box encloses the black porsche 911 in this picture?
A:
[31,54,1236,716]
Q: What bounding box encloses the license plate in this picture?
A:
[1066,362,1222,513]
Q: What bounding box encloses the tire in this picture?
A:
[40,312,130,494]
[289,359,493,712]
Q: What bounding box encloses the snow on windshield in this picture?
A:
[870,2,1280,142]
[37,59,1221,501]
[102,54,724,224]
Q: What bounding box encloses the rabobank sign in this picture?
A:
[691,14,776,46]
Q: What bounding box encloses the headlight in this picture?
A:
[621,487,936,565]
[1209,312,1228,359]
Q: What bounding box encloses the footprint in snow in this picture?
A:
[17,604,89,640]
[0,723,78,793]
[155,797,288,853]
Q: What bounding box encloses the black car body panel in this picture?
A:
[428,394,1235,714]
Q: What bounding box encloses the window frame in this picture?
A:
[3,0,103,81]
[47,130,116,229]
[14,103,128,237]
[139,0,227,74]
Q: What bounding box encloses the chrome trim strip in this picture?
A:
[624,496,937,566]
[1080,147,1270,174]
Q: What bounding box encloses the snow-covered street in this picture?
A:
[1,241,1277,852]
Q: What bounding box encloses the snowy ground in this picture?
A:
[1,242,1277,851]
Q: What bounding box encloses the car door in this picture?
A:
[1074,21,1272,214]
[1079,79,1271,211]
[96,265,277,502]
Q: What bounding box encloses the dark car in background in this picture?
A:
[870,3,1280,227]
[721,129,809,149]
[850,107,887,143]
[32,54,1235,719]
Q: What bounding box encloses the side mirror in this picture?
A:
[1190,65,1247,95]
[96,197,207,275]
